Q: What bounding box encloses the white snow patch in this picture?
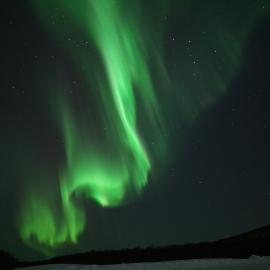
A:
[16,256,270,270]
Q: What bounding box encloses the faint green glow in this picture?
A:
[19,0,165,249]
[169,0,270,122]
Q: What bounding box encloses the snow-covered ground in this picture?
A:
[16,256,270,270]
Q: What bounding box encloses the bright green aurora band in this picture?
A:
[17,0,270,255]
[19,0,165,250]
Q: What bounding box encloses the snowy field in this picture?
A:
[16,256,270,270]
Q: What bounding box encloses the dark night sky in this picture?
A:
[1,0,270,261]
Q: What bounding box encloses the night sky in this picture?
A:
[1,0,270,261]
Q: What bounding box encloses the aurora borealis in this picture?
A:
[1,0,270,261]
[20,0,164,248]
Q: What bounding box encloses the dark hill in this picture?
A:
[3,224,270,269]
